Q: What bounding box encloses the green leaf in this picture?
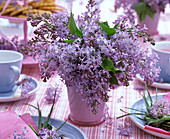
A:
[117,112,145,119]
[114,24,119,28]
[102,21,109,27]
[56,119,68,132]
[134,2,147,15]
[47,124,52,130]
[101,58,114,71]
[75,27,83,38]
[134,2,155,21]
[139,12,147,21]
[112,67,123,74]
[63,39,75,43]
[156,88,158,101]
[145,83,153,106]
[146,118,156,125]
[106,28,116,37]
[43,91,56,128]
[69,12,77,34]
[146,6,154,19]
[28,124,38,136]
[25,103,38,110]
[26,103,42,129]
[109,75,119,85]
[134,2,147,21]
[125,107,146,113]
[68,11,83,38]
[154,116,170,125]
[142,91,150,113]
[37,103,42,130]
[97,21,116,37]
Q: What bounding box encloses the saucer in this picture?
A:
[0,74,39,102]
[136,74,170,89]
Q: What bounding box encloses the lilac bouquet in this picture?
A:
[26,0,160,113]
[114,0,170,22]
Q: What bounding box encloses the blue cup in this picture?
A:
[0,50,23,92]
[151,41,170,83]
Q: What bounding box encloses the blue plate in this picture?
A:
[129,93,170,138]
[0,74,39,102]
[32,116,88,139]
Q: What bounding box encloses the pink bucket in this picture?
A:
[138,12,160,35]
[67,86,106,126]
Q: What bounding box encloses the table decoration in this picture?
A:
[117,84,170,138]
[0,74,39,102]
[25,92,67,139]
[25,0,160,125]
[114,0,170,35]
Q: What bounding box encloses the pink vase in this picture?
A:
[138,12,160,35]
[67,86,106,126]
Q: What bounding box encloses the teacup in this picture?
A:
[151,41,170,82]
[0,50,23,92]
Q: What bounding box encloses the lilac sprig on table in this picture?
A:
[20,81,34,98]
[26,0,160,114]
[117,122,132,137]
[117,84,170,132]
[26,91,67,139]
[114,0,170,22]
[15,76,35,98]
[45,84,62,104]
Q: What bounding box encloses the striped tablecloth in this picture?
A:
[0,0,170,139]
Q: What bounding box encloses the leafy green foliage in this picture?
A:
[134,2,155,21]
[69,12,83,38]
[101,57,123,85]
[97,21,116,37]
[63,39,75,44]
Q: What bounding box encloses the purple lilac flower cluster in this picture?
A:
[45,84,62,104]
[150,97,170,118]
[27,0,160,113]
[114,0,170,22]
[0,35,28,57]
[37,128,61,139]
[117,121,132,137]
[20,81,34,98]
[13,126,29,139]
[117,96,123,103]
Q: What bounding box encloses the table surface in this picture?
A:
[0,0,170,139]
